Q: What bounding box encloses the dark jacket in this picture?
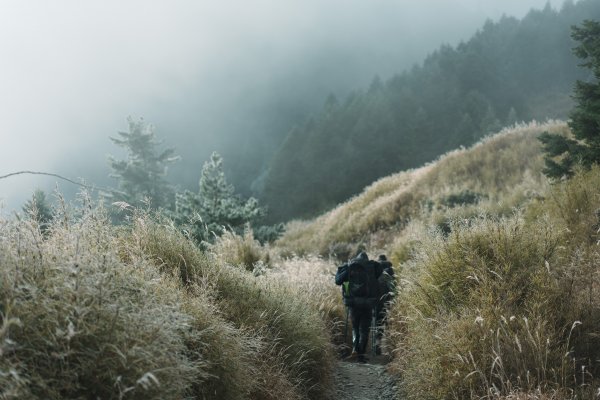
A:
[379,260,394,277]
[335,263,349,286]
[335,252,383,286]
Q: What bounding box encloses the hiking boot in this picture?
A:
[345,350,358,360]
[358,354,368,363]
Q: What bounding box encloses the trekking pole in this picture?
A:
[343,306,350,350]
[371,305,377,356]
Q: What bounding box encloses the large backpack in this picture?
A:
[377,271,396,305]
[377,261,396,299]
[343,259,379,308]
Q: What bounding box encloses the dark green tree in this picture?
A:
[540,20,600,178]
[22,189,53,234]
[260,1,600,222]
[174,152,265,244]
[107,117,179,209]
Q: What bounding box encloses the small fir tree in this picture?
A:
[174,152,265,244]
[199,152,236,219]
[107,117,179,209]
[540,20,600,178]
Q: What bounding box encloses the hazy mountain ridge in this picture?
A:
[260,0,600,223]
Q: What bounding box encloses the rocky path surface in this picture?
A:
[333,356,399,400]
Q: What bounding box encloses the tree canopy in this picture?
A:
[260,0,600,222]
[173,152,265,245]
[540,19,600,178]
[107,118,179,209]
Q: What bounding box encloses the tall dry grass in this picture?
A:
[386,166,600,399]
[277,121,565,258]
[124,212,335,400]
[271,121,600,399]
[266,256,347,345]
[3,121,593,399]
[0,196,335,399]
[0,201,204,399]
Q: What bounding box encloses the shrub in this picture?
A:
[209,227,271,272]
[387,165,600,398]
[0,207,202,399]
[253,223,285,244]
[0,199,335,400]
[387,216,570,398]
[440,189,485,208]
[126,213,334,400]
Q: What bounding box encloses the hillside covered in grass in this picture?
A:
[277,121,600,398]
[0,200,337,400]
[277,121,564,258]
[4,120,600,399]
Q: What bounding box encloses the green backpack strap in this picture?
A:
[343,281,350,297]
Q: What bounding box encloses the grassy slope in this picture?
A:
[387,167,600,399]
[277,120,600,398]
[277,121,566,259]
[0,204,334,400]
[4,121,598,399]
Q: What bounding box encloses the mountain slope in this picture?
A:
[261,0,600,223]
[276,121,567,258]
[274,120,600,398]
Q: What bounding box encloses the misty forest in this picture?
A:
[2,0,600,399]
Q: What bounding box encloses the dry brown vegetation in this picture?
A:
[4,121,599,399]
[388,166,600,399]
[0,197,335,399]
[277,121,566,259]
[276,121,600,398]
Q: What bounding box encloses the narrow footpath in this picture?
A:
[333,356,399,400]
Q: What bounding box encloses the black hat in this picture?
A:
[377,254,387,261]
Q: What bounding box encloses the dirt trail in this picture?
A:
[333,356,399,400]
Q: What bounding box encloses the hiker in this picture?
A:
[374,254,395,355]
[335,251,383,361]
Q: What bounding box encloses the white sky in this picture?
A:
[0,0,559,209]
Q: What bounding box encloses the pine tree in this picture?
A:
[174,152,265,244]
[107,118,179,209]
[540,20,600,178]
[199,152,235,219]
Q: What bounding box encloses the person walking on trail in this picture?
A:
[335,251,382,362]
[374,254,395,355]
